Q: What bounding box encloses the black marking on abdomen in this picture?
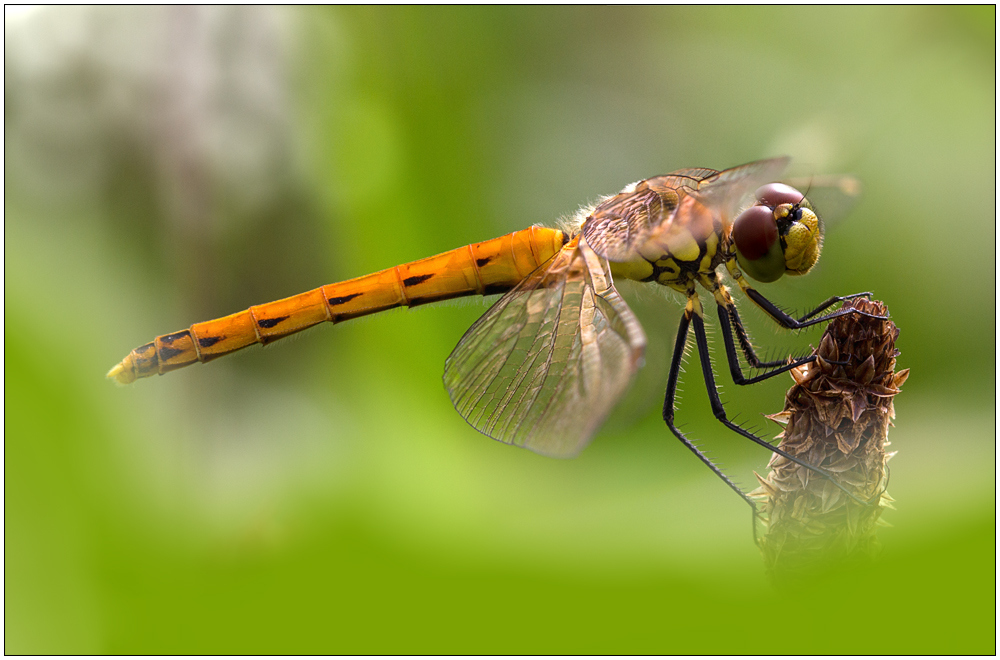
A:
[403,273,433,287]
[198,336,223,348]
[159,346,184,361]
[257,316,288,329]
[160,330,191,344]
[328,293,362,306]
[476,257,492,267]
[483,284,510,296]
[133,343,158,373]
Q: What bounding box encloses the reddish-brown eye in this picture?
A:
[733,205,786,282]
[755,182,804,209]
[732,205,777,260]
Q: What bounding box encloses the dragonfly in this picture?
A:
[108,156,881,508]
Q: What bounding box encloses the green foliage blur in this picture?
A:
[5,6,994,653]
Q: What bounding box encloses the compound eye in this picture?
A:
[733,205,785,282]
[755,182,804,209]
[733,206,777,260]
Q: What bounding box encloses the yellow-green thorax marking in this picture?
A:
[606,191,728,294]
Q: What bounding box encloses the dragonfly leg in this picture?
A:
[797,292,875,322]
[743,287,885,330]
[712,286,817,385]
[685,310,872,508]
[702,274,816,379]
[662,307,757,509]
[719,300,788,369]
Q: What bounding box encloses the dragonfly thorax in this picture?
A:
[608,195,728,291]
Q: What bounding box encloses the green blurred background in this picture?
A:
[5,6,994,653]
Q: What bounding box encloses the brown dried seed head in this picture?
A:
[751,299,905,584]
[818,332,840,362]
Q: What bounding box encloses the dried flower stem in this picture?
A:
[751,299,909,582]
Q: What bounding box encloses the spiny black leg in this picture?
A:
[798,292,875,322]
[745,288,885,330]
[721,302,788,370]
[716,303,815,386]
[689,313,870,508]
[662,312,755,509]
[746,289,884,329]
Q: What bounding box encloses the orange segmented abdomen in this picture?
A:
[107,226,568,384]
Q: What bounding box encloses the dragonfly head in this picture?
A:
[732,183,823,283]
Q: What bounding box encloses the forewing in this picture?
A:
[582,185,670,263]
[782,174,862,229]
[692,156,791,224]
[583,157,790,262]
[443,238,646,458]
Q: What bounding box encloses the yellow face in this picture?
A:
[778,204,822,276]
[732,183,824,283]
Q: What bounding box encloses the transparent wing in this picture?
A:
[443,237,647,458]
[692,156,790,215]
[583,157,790,262]
[782,174,862,229]
[581,182,682,262]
